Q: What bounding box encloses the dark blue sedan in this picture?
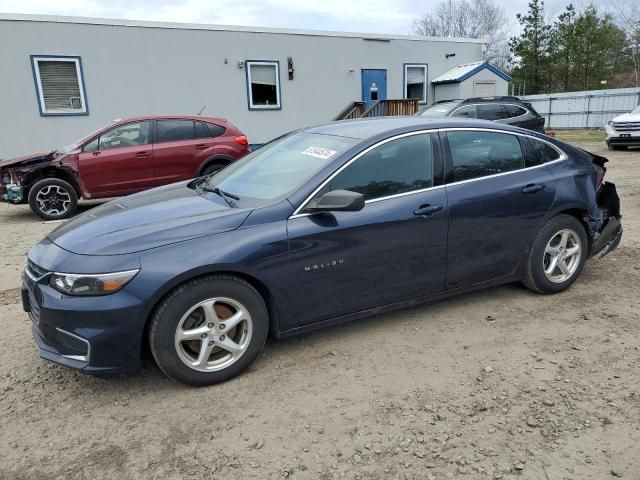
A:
[22,118,622,386]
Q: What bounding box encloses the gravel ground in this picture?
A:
[1,143,639,480]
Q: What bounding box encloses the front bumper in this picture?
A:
[23,265,148,375]
[605,125,640,146]
[1,184,25,203]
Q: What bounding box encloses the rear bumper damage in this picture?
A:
[585,181,622,258]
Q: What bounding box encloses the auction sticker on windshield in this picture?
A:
[301,146,337,160]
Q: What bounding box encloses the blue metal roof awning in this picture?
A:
[432,61,512,84]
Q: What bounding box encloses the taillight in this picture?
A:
[234,135,249,147]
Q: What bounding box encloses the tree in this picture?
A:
[569,8,629,90]
[509,0,552,95]
[413,0,510,70]
[613,0,640,87]
[549,4,577,92]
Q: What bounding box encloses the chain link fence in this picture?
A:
[522,87,640,130]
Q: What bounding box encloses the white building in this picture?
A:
[432,61,511,102]
[0,14,508,158]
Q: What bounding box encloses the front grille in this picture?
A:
[28,289,40,325]
[612,122,640,131]
[27,260,48,279]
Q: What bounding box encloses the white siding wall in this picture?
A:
[0,16,484,158]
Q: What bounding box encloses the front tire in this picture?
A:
[149,275,269,386]
[28,178,78,220]
[522,214,588,294]
[202,162,227,177]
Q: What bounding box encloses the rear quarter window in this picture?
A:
[506,105,528,117]
[206,123,226,137]
[524,138,562,167]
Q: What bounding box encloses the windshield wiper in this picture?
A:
[203,186,240,207]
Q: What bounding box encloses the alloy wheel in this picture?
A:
[174,297,253,372]
[543,228,582,283]
[35,185,71,216]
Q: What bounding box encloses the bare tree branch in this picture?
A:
[413,0,511,69]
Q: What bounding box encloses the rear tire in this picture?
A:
[522,214,588,294]
[28,178,78,220]
[149,275,269,386]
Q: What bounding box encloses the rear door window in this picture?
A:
[194,121,211,139]
[477,104,510,121]
[156,120,196,142]
[447,131,524,182]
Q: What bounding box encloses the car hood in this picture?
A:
[611,112,640,123]
[48,182,252,256]
[0,151,55,169]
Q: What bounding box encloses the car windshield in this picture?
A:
[631,106,640,114]
[204,132,358,207]
[415,102,458,117]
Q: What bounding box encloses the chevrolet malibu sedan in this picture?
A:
[22,118,622,386]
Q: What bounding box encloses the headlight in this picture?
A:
[608,120,614,127]
[49,269,139,296]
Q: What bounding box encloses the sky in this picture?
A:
[0,0,615,36]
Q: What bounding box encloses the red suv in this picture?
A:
[0,115,249,219]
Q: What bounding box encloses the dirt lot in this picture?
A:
[1,142,639,480]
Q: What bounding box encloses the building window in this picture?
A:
[404,64,428,104]
[246,61,281,110]
[31,56,88,115]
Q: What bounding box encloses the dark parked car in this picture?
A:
[1,115,249,220]
[22,118,621,386]
[416,96,546,133]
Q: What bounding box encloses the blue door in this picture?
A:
[361,69,387,108]
[443,130,557,288]
[281,132,447,332]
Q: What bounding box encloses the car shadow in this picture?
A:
[60,282,529,393]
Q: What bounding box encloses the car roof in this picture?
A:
[304,116,533,140]
[114,114,227,124]
[460,96,526,104]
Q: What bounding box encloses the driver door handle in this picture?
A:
[521,183,545,194]
[414,204,443,217]
[135,151,151,158]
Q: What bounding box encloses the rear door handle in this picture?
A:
[521,184,545,194]
[135,151,150,158]
[195,144,208,150]
[414,204,443,217]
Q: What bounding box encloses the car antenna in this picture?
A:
[197,105,206,115]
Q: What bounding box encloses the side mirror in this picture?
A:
[305,189,365,213]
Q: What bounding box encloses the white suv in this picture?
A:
[605,106,640,150]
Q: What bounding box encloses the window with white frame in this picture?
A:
[246,61,281,110]
[31,56,88,115]
[404,64,428,104]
